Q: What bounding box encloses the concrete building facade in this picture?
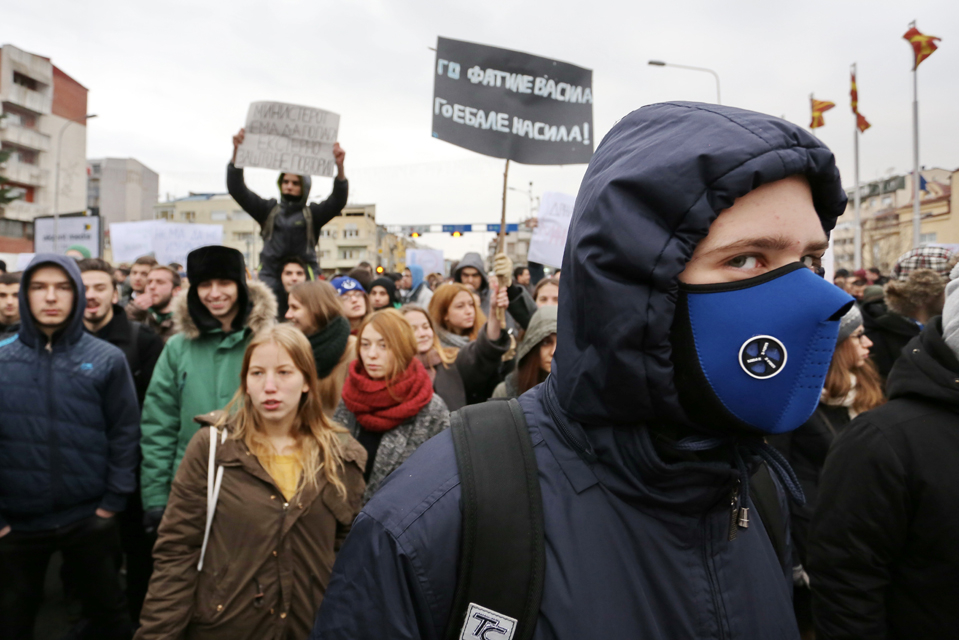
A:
[833,168,958,273]
[0,44,88,253]
[88,158,159,226]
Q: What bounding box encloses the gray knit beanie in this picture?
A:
[836,305,863,344]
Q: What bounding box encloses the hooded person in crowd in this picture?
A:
[79,257,166,624]
[126,265,182,343]
[310,102,855,639]
[136,325,365,640]
[493,305,558,399]
[0,271,21,336]
[227,128,347,307]
[401,289,510,411]
[285,280,357,416]
[808,262,959,640]
[859,283,886,329]
[768,305,885,635]
[402,264,433,307]
[453,251,537,331]
[368,276,402,310]
[330,275,370,334]
[334,309,450,504]
[865,246,953,378]
[0,254,140,639]
[140,246,276,536]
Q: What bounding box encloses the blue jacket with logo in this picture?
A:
[311,103,847,639]
[0,254,140,532]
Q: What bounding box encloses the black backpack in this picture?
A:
[444,399,787,640]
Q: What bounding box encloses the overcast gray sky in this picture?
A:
[7,0,956,260]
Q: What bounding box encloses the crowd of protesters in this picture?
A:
[2,104,959,640]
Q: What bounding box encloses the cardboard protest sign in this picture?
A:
[527,191,576,268]
[110,221,223,265]
[406,249,445,276]
[235,101,340,177]
[34,214,102,257]
[432,37,593,165]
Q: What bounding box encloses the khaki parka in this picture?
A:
[136,423,366,640]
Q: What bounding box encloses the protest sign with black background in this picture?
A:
[432,37,593,165]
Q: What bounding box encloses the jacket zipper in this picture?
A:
[703,515,730,640]
[728,482,740,541]
[46,345,61,513]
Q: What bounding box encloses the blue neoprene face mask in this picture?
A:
[671,263,854,435]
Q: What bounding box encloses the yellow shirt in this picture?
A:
[259,453,303,501]
[247,434,304,500]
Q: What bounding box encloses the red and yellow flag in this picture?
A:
[810,99,835,129]
[903,26,940,70]
[850,72,871,133]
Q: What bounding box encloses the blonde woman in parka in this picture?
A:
[136,325,365,640]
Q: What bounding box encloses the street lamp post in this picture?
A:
[53,113,97,252]
[508,180,535,218]
[648,60,721,105]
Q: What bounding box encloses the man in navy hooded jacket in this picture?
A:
[0,254,139,639]
[310,103,854,639]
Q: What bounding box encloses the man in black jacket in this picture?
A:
[0,271,20,336]
[79,258,164,624]
[227,128,347,305]
[808,262,959,639]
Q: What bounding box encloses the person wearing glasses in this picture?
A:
[330,276,370,335]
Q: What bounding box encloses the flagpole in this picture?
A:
[852,64,862,270]
[810,93,818,138]
[911,20,922,248]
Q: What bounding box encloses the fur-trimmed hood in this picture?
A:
[173,280,277,340]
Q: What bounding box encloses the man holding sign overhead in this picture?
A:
[227,101,348,305]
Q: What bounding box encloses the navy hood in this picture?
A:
[554,102,847,426]
[18,253,87,349]
[453,252,489,294]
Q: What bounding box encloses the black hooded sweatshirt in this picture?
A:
[226,164,348,274]
[809,317,959,640]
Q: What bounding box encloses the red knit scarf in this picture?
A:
[341,357,434,432]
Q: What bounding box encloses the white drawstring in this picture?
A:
[198,427,227,572]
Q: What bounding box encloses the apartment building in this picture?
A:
[0,44,88,253]
[833,168,958,273]
[88,158,159,226]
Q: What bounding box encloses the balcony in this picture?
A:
[1,159,50,188]
[0,125,51,152]
[1,84,52,115]
[0,198,44,221]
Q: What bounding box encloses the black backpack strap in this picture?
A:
[750,462,787,567]
[445,399,545,640]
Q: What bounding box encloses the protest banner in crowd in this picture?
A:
[528,191,576,268]
[34,214,102,257]
[110,221,223,265]
[235,101,340,177]
[405,249,445,276]
[432,37,593,165]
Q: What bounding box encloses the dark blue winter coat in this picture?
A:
[311,102,847,639]
[0,254,140,532]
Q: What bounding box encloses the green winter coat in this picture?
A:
[140,281,276,511]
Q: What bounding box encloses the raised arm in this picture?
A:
[226,128,274,225]
[308,143,349,232]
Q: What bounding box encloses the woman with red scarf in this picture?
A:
[335,308,450,503]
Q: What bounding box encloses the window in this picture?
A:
[320,250,331,259]
[339,249,357,260]
[12,72,39,91]
[881,196,893,208]
[211,211,229,221]
[156,210,174,221]
[234,232,253,242]
[232,210,252,221]
[919,232,938,245]
[343,224,360,238]
[4,112,22,127]
[182,211,196,222]
[321,228,336,239]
